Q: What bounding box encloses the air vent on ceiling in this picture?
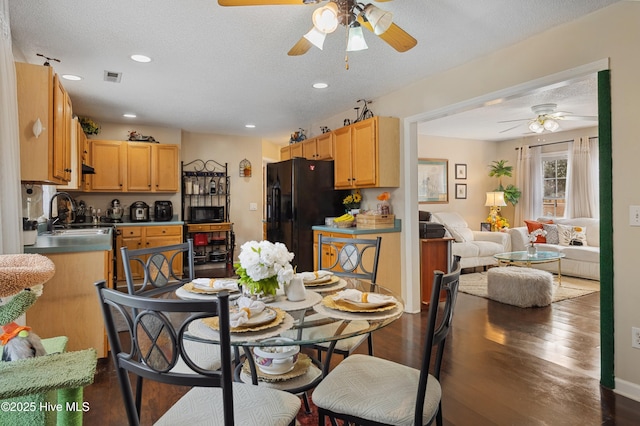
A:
[103,70,122,83]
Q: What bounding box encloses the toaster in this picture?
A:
[154,201,173,222]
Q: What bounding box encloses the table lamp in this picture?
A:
[485,191,507,231]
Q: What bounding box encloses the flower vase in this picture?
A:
[527,245,537,257]
[242,285,276,303]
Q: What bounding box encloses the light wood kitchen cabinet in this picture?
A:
[333,116,399,189]
[115,225,183,283]
[280,145,291,161]
[59,118,90,191]
[16,62,72,184]
[313,229,401,296]
[89,140,127,191]
[89,140,179,192]
[26,250,112,358]
[302,133,334,160]
[280,143,303,161]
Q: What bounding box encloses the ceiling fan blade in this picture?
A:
[558,115,598,122]
[218,0,308,6]
[497,118,530,124]
[499,123,524,134]
[288,36,313,56]
[358,16,417,52]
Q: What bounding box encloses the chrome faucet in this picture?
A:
[48,192,76,231]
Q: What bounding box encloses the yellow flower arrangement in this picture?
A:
[487,215,510,230]
[343,190,362,210]
[79,117,101,135]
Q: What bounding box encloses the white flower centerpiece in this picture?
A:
[234,240,294,302]
[527,228,547,256]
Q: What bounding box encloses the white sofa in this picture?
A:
[431,212,511,270]
[508,217,600,281]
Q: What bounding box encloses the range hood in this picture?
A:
[82,164,96,174]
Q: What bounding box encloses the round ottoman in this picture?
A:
[487,267,554,308]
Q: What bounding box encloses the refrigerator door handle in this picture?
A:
[272,185,281,230]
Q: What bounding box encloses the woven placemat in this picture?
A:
[242,353,311,382]
[202,307,286,333]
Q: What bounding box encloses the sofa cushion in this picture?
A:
[451,242,479,258]
[524,219,553,243]
[560,245,600,263]
[431,212,474,242]
[557,224,588,246]
[542,223,559,244]
[473,241,505,257]
[555,218,600,247]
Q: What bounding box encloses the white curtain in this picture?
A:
[567,137,599,218]
[0,0,23,254]
[514,145,542,225]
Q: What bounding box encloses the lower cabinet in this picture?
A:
[26,250,112,358]
[420,238,453,307]
[313,229,401,296]
[115,225,183,283]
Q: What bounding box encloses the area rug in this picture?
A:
[459,271,599,303]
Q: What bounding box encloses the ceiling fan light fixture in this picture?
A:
[529,120,544,133]
[304,27,327,50]
[362,4,393,35]
[346,22,368,52]
[312,2,339,33]
[543,118,560,132]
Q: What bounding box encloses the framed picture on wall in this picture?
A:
[455,183,467,199]
[455,163,467,179]
[418,158,448,203]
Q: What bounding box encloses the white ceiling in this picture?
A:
[8,0,617,143]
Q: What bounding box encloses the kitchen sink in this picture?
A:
[45,228,112,236]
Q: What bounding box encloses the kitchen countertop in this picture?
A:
[24,228,114,254]
[312,219,402,235]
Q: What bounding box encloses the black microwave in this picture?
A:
[190,206,225,223]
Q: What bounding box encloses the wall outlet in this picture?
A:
[630,206,640,226]
[632,327,640,349]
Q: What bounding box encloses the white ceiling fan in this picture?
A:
[499,103,598,134]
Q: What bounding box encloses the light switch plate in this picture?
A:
[630,205,640,226]
[249,203,258,211]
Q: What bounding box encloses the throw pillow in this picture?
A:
[542,223,559,244]
[524,220,552,243]
[557,224,588,246]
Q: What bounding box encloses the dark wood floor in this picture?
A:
[83,290,640,425]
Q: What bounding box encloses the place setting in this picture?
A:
[175,277,242,300]
[313,288,404,321]
[188,295,295,343]
[297,270,347,293]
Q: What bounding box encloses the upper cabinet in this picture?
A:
[334,116,399,189]
[16,62,73,184]
[302,133,334,160]
[88,140,179,193]
[59,118,90,191]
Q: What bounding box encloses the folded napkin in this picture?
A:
[192,278,238,291]
[230,297,266,328]
[298,270,333,282]
[332,289,395,306]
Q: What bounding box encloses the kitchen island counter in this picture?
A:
[24,229,113,254]
[312,218,401,234]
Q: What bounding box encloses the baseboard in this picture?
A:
[614,378,640,402]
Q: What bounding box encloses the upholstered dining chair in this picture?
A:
[313,235,382,362]
[95,280,301,426]
[312,262,462,426]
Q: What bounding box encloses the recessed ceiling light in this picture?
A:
[62,74,82,81]
[130,54,151,63]
[123,113,137,118]
[245,124,256,128]
[313,82,329,89]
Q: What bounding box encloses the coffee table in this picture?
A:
[493,251,566,285]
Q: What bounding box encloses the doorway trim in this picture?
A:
[401,58,611,384]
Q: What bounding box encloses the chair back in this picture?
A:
[95,280,234,426]
[121,239,195,297]
[317,235,382,283]
[415,262,461,425]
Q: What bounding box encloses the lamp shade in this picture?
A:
[543,118,560,131]
[346,23,368,51]
[312,2,339,34]
[528,120,544,133]
[485,191,507,207]
[304,27,327,50]
[363,4,393,35]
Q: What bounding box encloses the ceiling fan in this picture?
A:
[498,103,598,134]
[218,0,417,64]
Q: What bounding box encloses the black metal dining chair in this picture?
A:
[95,280,300,426]
[312,262,462,426]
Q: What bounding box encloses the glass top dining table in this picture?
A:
[178,277,405,349]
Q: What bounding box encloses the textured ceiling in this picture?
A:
[8,0,618,143]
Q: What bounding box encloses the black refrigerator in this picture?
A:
[266,158,346,272]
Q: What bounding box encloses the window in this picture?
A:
[542,154,567,218]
